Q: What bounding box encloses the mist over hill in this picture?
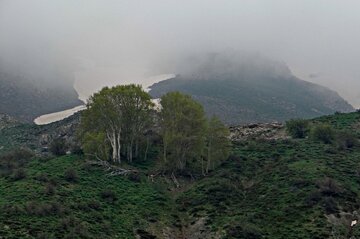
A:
[0,69,82,122]
[150,53,354,125]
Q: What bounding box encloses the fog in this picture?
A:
[0,0,359,107]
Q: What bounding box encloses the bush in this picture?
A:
[310,124,335,144]
[35,173,49,182]
[44,183,56,195]
[226,222,263,239]
[316,177,342,197]
[0,148,34,177]
[100,189,117,203]
[69,143,83,155]
[50,138,68,156]
[286,119,309,138]
[11,168,27,181]
[323,197,338,214]
[335,131,358,150]
[64,169,79,183]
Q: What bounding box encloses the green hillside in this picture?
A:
[150,52,353,125]
[149,76,354,125]
[1,112,360,238]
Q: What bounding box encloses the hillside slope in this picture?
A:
[0,70,82,122]
[1,112,360,238]
[150,53,353,125]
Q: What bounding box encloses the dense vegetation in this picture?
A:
[79,86,230,175]
[1,89,360,238]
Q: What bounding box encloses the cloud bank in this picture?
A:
[0,0,359,106]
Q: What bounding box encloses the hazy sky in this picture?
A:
[0,0,359,107]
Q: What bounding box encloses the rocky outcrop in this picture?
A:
[0,113,19,130]
[229,122,288,141]
[0,112,80,154]
[36,113,81,152]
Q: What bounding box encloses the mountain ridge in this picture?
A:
[149,53,353,125]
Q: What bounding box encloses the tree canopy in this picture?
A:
[160,92,230,173]
[79,84,154,163]
[79,87,230,175]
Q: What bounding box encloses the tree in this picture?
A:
[79,84,154,163]
[50,138,67,156]
[160,92,207,172]
[286,119,309,139]
[204,116,231,174]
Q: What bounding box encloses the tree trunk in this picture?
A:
[206,142,211,174]
[144,137,149,161]
[163,140,167,163]
[116,130,121,164]
[107,131,117,163]
[135,139,139,158]
[129,139,133,163]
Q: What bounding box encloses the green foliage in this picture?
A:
[79,84,154,163]
[160,92,207,172]
[11,168,27,181]
[81,132,110,161]
[310,124,335,144]
[64,168,79,183]
[285,119,309,138]
[204,116,231,174]
[0,148,33,177]
[3,103,360,238]
[335,131,358,150]
[50,138,68,156]
[0,155,176,238]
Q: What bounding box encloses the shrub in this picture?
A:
[87,200,101,210]
[50,138,68,156]
[286,119,309,138]
[323,197,338,214]
[316,177,342,196]
[305,191,322,207]
[64,169,79,183]
[335,131,358,150]
[35,173,49,182]
[100,189,117,203]
[226,222,263,239]
[25,201,65,216]
[11,168,27,181]
[310,124,335,144]
[44,183,56,195]
[69,143,83,155]
[0,148,34,177]
[37,232,56,239]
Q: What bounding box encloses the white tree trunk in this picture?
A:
[116,130,121,163]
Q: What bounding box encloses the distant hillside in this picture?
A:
[150,52,354,125]
[0,70,82,122]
